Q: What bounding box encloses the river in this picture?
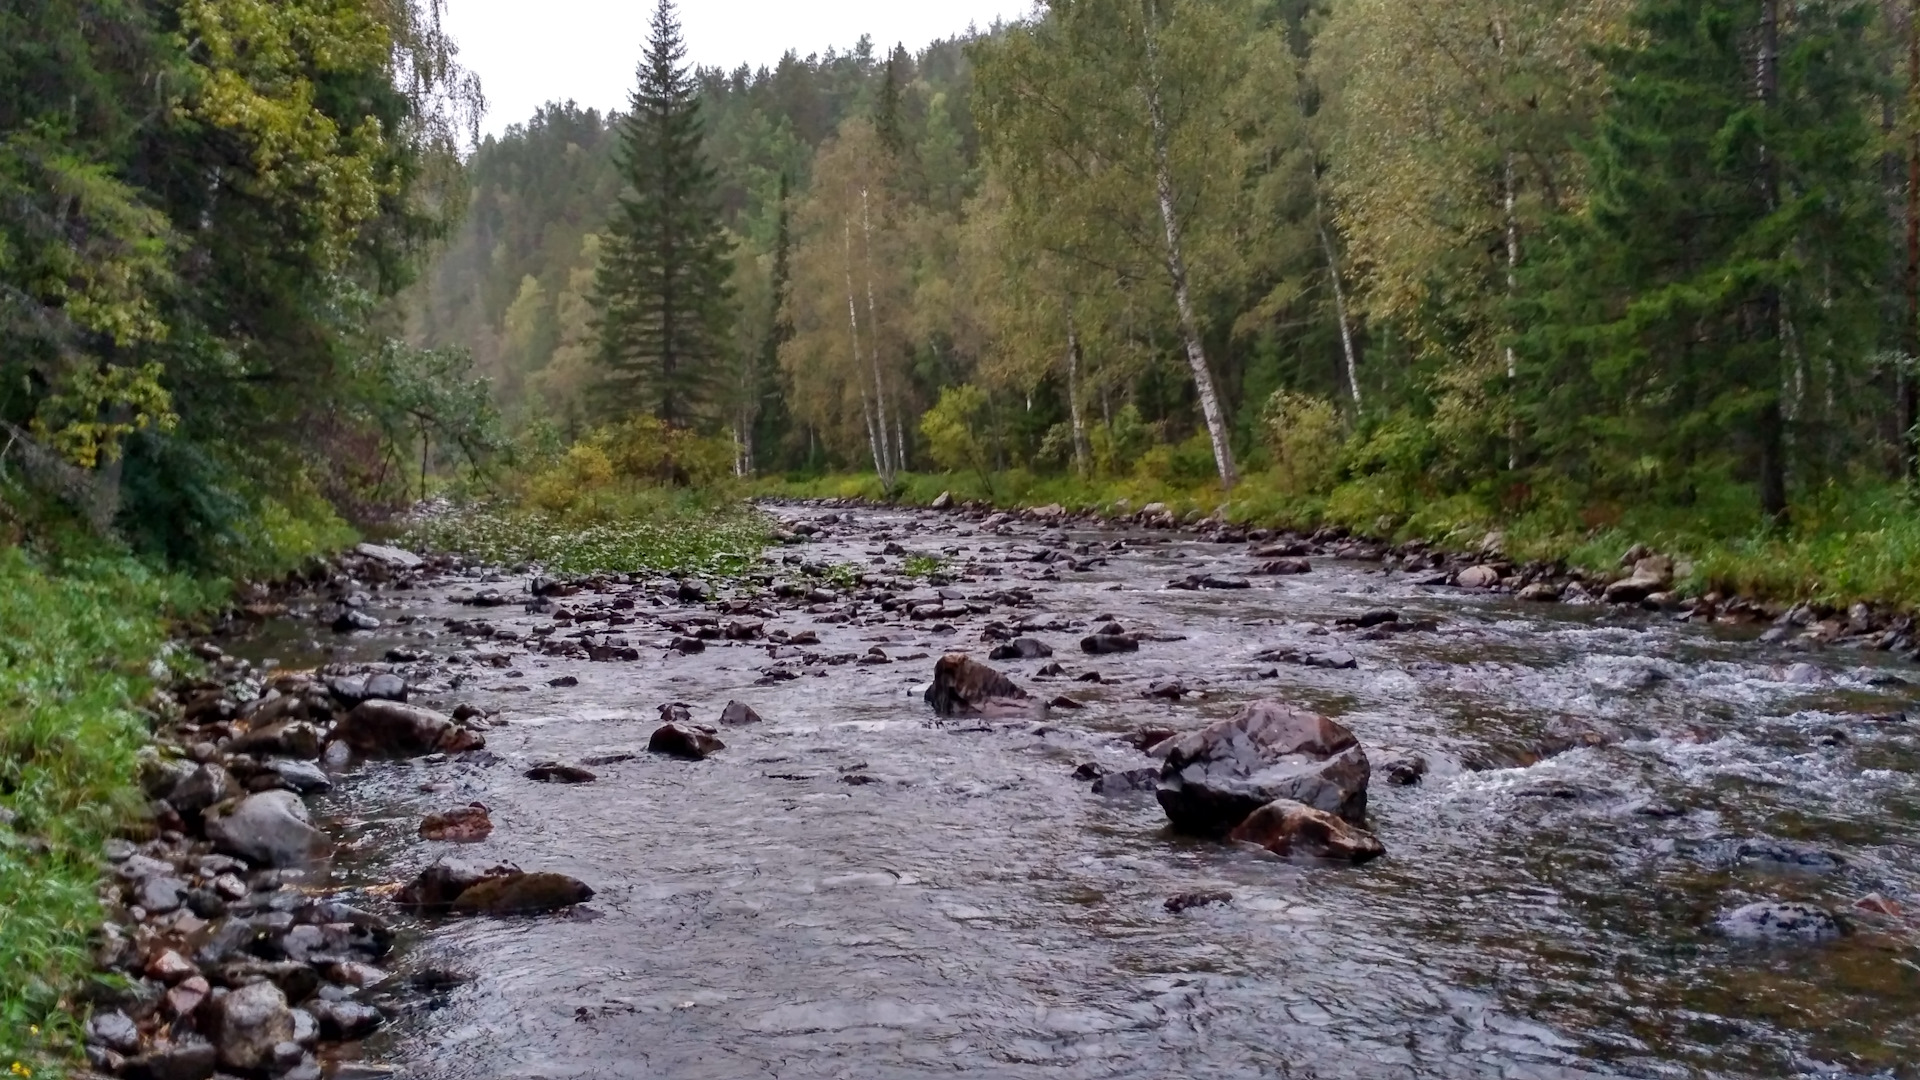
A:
[238,505,1920,1079]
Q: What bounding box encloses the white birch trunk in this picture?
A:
[1142,8,1237,488]
[844,219,886,478]
[1317,213,1363,411]
[859,185,895,482]
[1065,311,1091,476]
[1503,151,1520,471]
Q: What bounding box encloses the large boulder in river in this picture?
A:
[1228,799,1385,863]
[451,872,595,916]
[397,859,520,914]
[925,654,1030,717]
[334,700,484,757]
[649,723,724,759]
[205,791,331,869]
[1156,700,1370,836]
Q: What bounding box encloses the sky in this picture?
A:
[443,0,1035,139]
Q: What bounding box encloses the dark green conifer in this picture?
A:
[592,0,735,428]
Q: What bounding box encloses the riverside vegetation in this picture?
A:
[14,0,1920,1074]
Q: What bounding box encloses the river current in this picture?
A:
[237,506,1920,1079]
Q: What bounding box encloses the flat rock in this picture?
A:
[1080,634,1138,655]
[1156,700,1370,836]
[335,700,483,757]
[1228,798,1385,863]
[419,805,493,843]
[354,542,423,569]
[526,763,597,784]
[450,871,595,916]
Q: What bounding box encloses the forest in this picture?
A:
[413,0,1920,588]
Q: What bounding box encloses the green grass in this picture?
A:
[0,550,218,1073]
[403,488,773,577]
[759,469,1920,612]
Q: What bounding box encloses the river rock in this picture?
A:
[168,762,238,817]
[205,791,331,869]
[988,637,1054,661]
[930,490,954,511]
[210,979,295,1071]
[1456,565,1501,589]
[526,762,597,783]
[1604,555,1675,604]
[1091,767,1159,797]
[332,609,381,633]
[87,1009,141,1054]
[924,653,1030,717]
[1254,557,1312,576]
[267,759,333,794]
[396,859,520,914]
[1228,799,1385,863]
[1164,890,1233,913]
[719,700,764,726]
[650,722,724,759]
[450,871,595,916]
[334,700,484,757]
[1080,634,1139,655]
[1156,700,1370,836]
[1516,582,1562,603]
[354,542,423,569]
[119,1041,218,1080]
[1716,901,1848,942]
[229,719,324,760]
[308,999,385,1040]
[419,804,492,842]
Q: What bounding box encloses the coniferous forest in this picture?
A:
[17,1,1920,1074]
[413,0,1920,579]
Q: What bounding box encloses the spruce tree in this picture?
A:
[592,0,734,428]
[1516,0,1883,523]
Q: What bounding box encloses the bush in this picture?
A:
[920,385,994,483]
[1261,391,1345,496]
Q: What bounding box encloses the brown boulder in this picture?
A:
[419,805,492,843]
[1156,700,1370,836]
[649,722,724,759]
[924,654,1030,717]
[451,872,594,916]
[1228,799,1385,863]
[334,701,484,758]
[396,859,520,914]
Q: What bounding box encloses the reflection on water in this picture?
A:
[231,508,1920,1079]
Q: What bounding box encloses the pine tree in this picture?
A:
[592,0,735,428]
[1517,0,1884,523]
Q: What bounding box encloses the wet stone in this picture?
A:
[650,723,725,760]
[1716,901,1848,942]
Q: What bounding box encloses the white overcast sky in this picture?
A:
[444,0,1036,139]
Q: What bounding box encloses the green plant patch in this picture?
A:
[403,495,772,577]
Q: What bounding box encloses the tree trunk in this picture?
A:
[1758,0,1790,525]
[1142,7,1237,489]
[844,220,887,480]
[1065,311,1091,477]
[1907,0,1920,476]
[860,185,896,482]
[1316,212,1363,411]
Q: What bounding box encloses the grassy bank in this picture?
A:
[0,550,220,1072]
[403,487,771,577]
[758,470,1920,612]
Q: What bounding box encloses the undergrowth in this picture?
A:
[403,488,771,577]
[0,550,215,1071]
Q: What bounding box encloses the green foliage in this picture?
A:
[404,493,769,577]
[1261,390,1344,496]
[919,384,995,483]
[0,551,215,1070]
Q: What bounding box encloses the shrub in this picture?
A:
[1261,391,1345,496]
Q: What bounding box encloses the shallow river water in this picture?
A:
[239,506,1920,1080]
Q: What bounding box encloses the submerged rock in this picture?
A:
[525,763,597,784]
[1228,799,1385,863]
[396,859,521,914]
[924,654,1030,717]
[1156,700,1370,836]
[1715,901,1848,942]
[719,700,764,726]
[1080,634,1139,655]
[1164,890,1233,913]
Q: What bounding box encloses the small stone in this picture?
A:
[525,763,597,784]
[85,1009,140,1054]
[1855,893,1903,917]
[719,700,763,726]
[146,948,198,983]
[419,804,493,843]
[209,979,295,1071]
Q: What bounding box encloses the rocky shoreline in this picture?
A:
[778,493,1920,657]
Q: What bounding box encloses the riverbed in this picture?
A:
[237,505,1920,1079]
